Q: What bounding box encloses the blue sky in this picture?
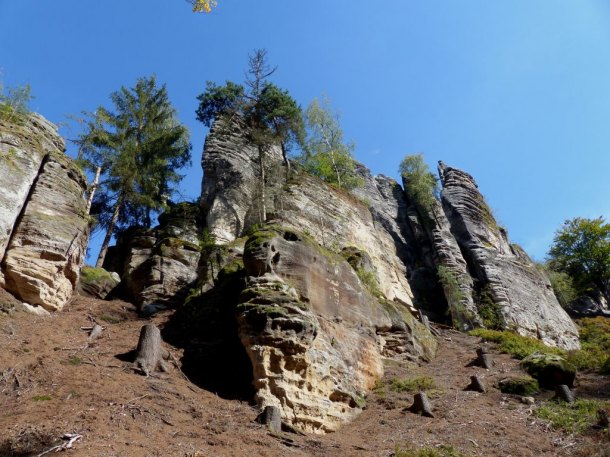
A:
[1,0,609,262]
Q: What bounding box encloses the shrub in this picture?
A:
[389,376,436,393]
[0,82,33,124]
[399,154,439,213]
[498,376,540,395]
[469,329,562,360]
[535,399,610,433]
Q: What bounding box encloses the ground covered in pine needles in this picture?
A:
[0,296,608,457]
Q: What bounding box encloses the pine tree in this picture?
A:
[196,49,304,222]
[77,76,191,267]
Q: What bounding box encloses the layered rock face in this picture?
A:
[437,162,579,349]
[201,118,282,244]
[0,114,89,311]
[237,226,435,433]
[202,126,417,310]
[105,203,201,309]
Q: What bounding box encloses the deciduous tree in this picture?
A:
[300,96,362,190]
[548,217,610,301]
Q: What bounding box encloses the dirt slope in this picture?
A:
[0,296,607,457]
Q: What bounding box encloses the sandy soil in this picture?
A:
[0,296,607,457]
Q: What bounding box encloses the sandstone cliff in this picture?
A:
[0,114,89,311]
[435,162,579,349]
[104,202,202,309]
[194,119,583,431]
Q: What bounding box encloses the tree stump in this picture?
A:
[88,324,103,342]
[134,324,169,376]
[465,375,486,393]
[554,384,575,403]
[258,405,282,433]
[407,392,434,418]
[475,348,493,369]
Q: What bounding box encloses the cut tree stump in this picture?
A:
[465,375,486,393]
[476,347,493,369]
[407,392,434,418]
[258,405,282,433]
[134,324,169,376]
[88,324,103,342]
[554,384,575,403]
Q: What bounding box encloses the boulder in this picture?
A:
[521,352,576,388]
[77,266,120,299]
[0,114,89,312]
[107,203,202,309]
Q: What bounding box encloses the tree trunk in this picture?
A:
[407,392,434,418]
[258,405,282,433]
[85,166,101,216]
[134,324,169,376]
[258,145,267,223]
[476,347,493,369]
[95,195,124,268]
[465,375,486,393]
[88,324,104,342]
[554,384,575,403]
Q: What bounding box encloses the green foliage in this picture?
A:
[394,445,472,457]
[543,265,578,308]
[498,376,540,395]
[475,284,503,329]
[195,81,244,127]
[388,376,436,393]
[566,317,610,373]
[399,154,439,212]
[67,356,83,366]
[80,266,116,284]
[32,395,52,402]
[472,318,610,373]
[196,50,305,222]
[436,265,474,329]
[299,96,363,190]
[0,82,33,125]
[548,217,610,300]
[77,75,191,264]
[535,399,610,433]
[356,267,383,297]
[469,329,562,360]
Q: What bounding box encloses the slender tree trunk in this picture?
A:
[258,145,267,222]
[95,194,124,268]
[85,167,101,216]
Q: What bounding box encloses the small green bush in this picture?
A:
[389,376,436,393]
[469,329,562,360]
[498,376,539,395]
[32,395,52,402]
[535,399,610,433]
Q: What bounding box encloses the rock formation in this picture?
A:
[237,226,435,433]
[0,114,89,311]
[104,202,202,309]
[437,162,579,349]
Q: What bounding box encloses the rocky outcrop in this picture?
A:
[237,226,435,433]
[77,266,120,299]
[202,121,415,309]
[437,162,579,349]
[0,114,89,311]
[566,290,610,317]
[106,203,202,309]
[201,117,282,244]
